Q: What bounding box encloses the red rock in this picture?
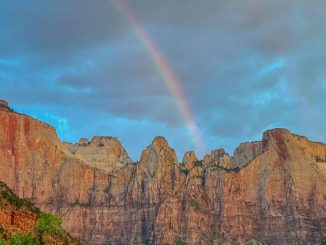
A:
[0,107,325,244]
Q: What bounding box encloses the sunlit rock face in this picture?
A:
[63,136,133,174]
[233,141,263,167]
[0,104,325,244]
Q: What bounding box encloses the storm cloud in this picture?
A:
[1,0,325,159]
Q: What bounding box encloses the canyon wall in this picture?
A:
[0,180,80,244]
[0,104,325,244]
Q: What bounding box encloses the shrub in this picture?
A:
[0,182,39,214]
[188,198,200,209]
[10,232,40,245]
[321,237,326,245]
[246,239,266,245]
[193,160,203,167]
[180,168,190,176]
[315,156,326,163]
[176,239,186,245]
[36,212,62,238]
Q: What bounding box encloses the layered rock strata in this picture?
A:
[0,101,325,244]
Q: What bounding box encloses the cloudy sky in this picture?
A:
[1,0,325,160]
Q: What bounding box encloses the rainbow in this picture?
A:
[112,0,206,155]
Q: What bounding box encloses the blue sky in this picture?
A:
[1,0,326,160]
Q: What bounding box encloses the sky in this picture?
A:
[1,0,326,160]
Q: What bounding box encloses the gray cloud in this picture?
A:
[0,0,325,159]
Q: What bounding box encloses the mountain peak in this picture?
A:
[151,136,170,150]
[0,99,10,112]
[78,138,89,146]
[0,106,325,245]
[182,151,198,169]
[65,135,132,173]
[203,148,226,165]
[262,128,292,139]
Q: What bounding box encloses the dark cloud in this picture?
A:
[0,0,325,159]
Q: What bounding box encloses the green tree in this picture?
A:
[0,239,6,245]
[246,239,266,245]
[36,212,62,238]
[10,232,39,245]
[321,237,326,245]
[176,239,185,245]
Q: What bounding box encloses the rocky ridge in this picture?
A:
[63,136,133,173]
[0,100,325,244]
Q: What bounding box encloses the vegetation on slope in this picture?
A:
[0,181,81,245]
[0,182,40,215]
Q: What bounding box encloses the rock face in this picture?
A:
[0,181,38,235]
[63,136,133,173]
[233,141,263,167]
[0,100,10,112]
[0,181,80,244]
[0,102,325,244]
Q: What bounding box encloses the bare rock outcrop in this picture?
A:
[233,141,263,167]
[0,101,325,245]
[182,151,197,170]
[64,136,132,174]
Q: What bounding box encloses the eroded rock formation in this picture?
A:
[0,100,325,244]
[0,181,80,244]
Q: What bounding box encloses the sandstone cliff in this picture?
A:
[0,101,325,244]
[0,180,80,244]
